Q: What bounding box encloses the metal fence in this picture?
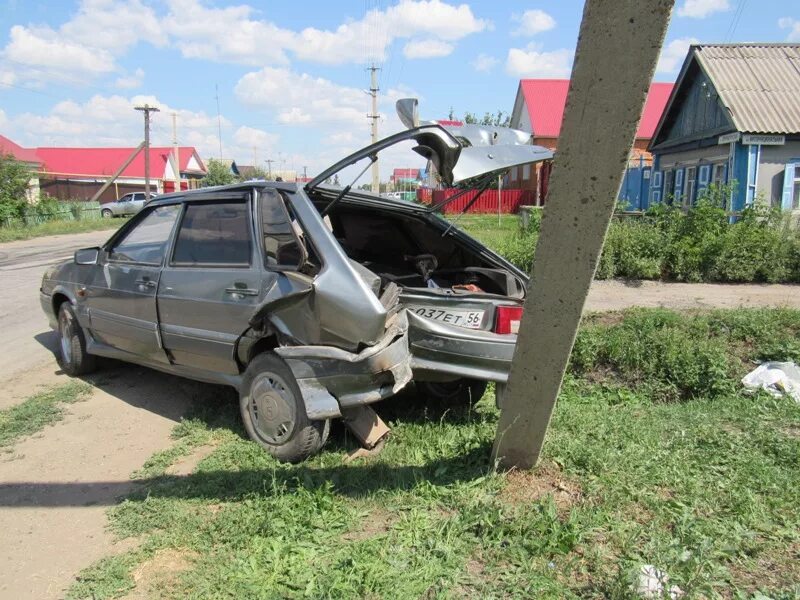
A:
[416,189,537,213]
[0,205,102,228]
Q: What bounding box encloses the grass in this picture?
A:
[68,308,800,599]
[0,216,127,243]
[0,380,92,447]
[448,213,520,250]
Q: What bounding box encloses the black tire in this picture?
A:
[240,353,329,463]
[417,379,488,406]
[56,302,97,376]
[101,208,112,218]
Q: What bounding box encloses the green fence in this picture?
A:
[0,202,102,228]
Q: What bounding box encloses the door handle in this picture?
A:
[225,286,259,297]
[135,278,157,288]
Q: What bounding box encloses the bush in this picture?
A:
[493,182,800,283]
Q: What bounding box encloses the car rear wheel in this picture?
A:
[101,208,112,218]
[417,379,488,406]
[56,302,97,376]
[240,353,329,464]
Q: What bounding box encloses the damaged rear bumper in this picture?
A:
[276,309,517,419]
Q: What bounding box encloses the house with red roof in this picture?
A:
[508,79,674,205]
[0,134,44,201]
[0,134,207,202]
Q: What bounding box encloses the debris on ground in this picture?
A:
[742,362,800,403]
[634,565,684,599]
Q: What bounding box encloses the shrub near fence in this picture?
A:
[493,185,800,284]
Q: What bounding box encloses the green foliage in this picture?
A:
[463,110,511,127]
[0,153,33,221]
[202,159,236,187]
[0,381,92,446]
[462,183,800,283]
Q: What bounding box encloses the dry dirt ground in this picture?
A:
[0,230,798,599]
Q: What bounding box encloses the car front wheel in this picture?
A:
[240,353,329,463]
[56,302,97,376]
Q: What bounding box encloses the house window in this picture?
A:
[663,169,674,201]
[685,166,696,206]
[510,166,518,182]
[652,171,662,189]
[674,168,684,204]
[794,174,800,210]
[712,163,725,186]
[522,164,531,180]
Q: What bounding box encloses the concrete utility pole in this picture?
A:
[367,63,381,192]
[215,84,223,158]
[491,0,674,470]
[265,159,275,179]
[172,112,180,193]
[303,166,308,181]
[134,104,160,198]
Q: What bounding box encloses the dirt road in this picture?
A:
[0,229,798,599]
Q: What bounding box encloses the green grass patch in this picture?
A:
[0,217,126,243]
[69,309,800,599]
[0,380,92,447]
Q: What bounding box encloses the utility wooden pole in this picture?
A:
[492,0,674,470]
[367,63,380,192]
[135,104,160,197]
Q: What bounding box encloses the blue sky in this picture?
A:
[0,0,798,179]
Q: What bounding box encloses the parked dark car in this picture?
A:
[40,108,552,462]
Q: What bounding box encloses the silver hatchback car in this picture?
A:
[100,192,153,218]
[40,111,551,463]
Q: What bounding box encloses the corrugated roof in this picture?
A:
[0,134,43,165]
[36,146,205,178]
[518,79,674,139]
[694,44,800,134]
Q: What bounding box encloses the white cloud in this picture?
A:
[677,0,730,18]
[403,39,454,59]
[114,68,145,90]
[656,37,698,73]
[471,53,498,72]
[512,9,556,36]
[61,0,166,52]
[505,46,572,78]
[167,0,486,66]
[235,67,370,128]
[3,25,116,78]
[779,17,800,42]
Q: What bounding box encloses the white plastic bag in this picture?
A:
[742,362,800,404]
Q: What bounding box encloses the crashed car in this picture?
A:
[40,101,552,463]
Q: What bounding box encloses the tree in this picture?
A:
[203,159,236,187]
[463,110,511,127]
[238,165,270,182]
[0,153,33,221]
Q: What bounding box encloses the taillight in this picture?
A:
[494,306,523,334]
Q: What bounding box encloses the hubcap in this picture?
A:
[58,310,72,365]
[249,372,296,445]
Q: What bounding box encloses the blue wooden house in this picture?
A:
[648,44,800,213]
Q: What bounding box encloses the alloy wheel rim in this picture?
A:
[249,372,296,445]
[58,311,72,365]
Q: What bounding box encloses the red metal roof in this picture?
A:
[0,135,43,165]
[436,119,465,127]
[34,146,205,178]
[519,79,674,139]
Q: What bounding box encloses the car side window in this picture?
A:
[171,200,252,267]
[108,204,180,264]
[261,190,306,269]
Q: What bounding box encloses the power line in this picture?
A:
[725,0,747,42]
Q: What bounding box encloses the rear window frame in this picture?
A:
[168,197,256,269]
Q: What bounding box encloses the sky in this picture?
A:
[0,0,798,181]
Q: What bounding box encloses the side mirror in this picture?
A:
[396,98,419,129]
[74,247,100,265]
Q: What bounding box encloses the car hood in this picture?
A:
[306,101,552,191]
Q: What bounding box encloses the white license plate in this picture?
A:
[411,306,484,329]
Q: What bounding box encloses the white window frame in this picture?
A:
[522,163,531,180]
[685,166,696,207]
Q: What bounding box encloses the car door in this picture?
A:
[85,203,181,363]
[157,192,265,375]
[131,193,147,214]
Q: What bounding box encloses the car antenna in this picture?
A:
[320,154,377,217]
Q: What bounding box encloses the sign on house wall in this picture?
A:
[742,134,785,146]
